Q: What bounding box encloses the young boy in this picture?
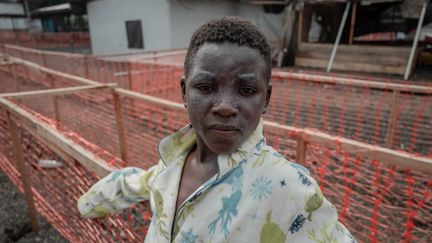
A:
[78,16,356,243]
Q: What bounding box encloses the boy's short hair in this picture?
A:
[184,16,272,80]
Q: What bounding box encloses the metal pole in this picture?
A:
[327,1,352,72]
[404,1,428,80]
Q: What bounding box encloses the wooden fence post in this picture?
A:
[41,52,47,67]
[6,112,40,232]
[19,49,30,79]
[126,62,138,113]
[112,91,128,162]
[297,6,304,45]
[385,90,401,148]
[296,133,307,164]
[10,63,20,93]
[349,1,358,45]
[83,54,89,79]
[127,62,133,90]
[48,76,61,122]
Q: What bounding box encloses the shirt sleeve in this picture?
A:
[285,168,357,243]
[77,165,160,219]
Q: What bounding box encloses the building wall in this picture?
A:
[168,0,284,49]
[168,0,235,49]
[87,0,284,54]
[0,2,25,15]
[0,18,26,30]
[0,2,26,30]
[87,0,171,55]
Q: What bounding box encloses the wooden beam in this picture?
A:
[6,55,99,86]
[8,115,76,167]
[384,90,400,148]
[6,111,40,232]
[127,62,133,90]
[52,96,60,122]
[296,49,407,65]
[114,88,186,112]
[108,92,432,175]
[83,54,89,79]
[0,98,116,177]
[41,52,47,67]
[297,6,304,45]
[10,63,20,92]
[4,44,84,59]
[298,43,411,55]
[349,1,357,45]
[112,92,129,162]
[295,57,406,75]
[48,76,61,122]
[296,134,307,164]
[272,70,432,94]
[264,120,432,176]
[0,83,117,99]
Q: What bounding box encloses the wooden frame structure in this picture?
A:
[295,0,425,77]
[1,54,432,233]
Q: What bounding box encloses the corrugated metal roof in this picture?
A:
[32,3,71,15]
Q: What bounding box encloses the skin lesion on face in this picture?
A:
[180,42,272,161]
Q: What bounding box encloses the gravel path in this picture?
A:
[0,170,69,243]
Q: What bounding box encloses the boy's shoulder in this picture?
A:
[246,144,319,194]
[251,144,311,176]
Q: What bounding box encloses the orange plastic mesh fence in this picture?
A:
[0,31,90,49]
[3,44,431,157]
[263,129,432,242]
[0,104,151,242]
[0,48,431,242]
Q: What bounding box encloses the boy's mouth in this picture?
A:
[208,124,240,136]
[208,124,238,131]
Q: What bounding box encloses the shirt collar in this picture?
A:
[157,120,265,176]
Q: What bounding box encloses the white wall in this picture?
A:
[87,0,284,54]
[168,0,235,49]
[0,17,26,30]
[0,2,25,15]
[168,0,284,49]
[0,2,27,30]
[87,0,171,55]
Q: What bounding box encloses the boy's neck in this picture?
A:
[195,137,218,164]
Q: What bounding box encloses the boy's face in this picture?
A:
[181,42,272,154]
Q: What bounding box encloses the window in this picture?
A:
[126,20,144,49]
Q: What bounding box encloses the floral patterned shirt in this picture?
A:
[78,121,356,243]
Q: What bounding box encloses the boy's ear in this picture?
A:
[180,76,187,108]
[263,83,272,114]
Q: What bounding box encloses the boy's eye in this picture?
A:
[239,87,256,95]
[196,84,215,93]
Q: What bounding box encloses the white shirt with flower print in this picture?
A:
[78,120,356,243]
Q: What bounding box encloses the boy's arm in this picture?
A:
[77,165,160,218]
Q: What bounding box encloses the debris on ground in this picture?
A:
[0,170,68,243]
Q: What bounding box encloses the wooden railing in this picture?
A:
[1,53,432,239]
[2,55,431,177]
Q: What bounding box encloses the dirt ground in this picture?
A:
[0,170,68,243]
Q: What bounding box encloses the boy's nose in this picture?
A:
[211,98,238,118]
